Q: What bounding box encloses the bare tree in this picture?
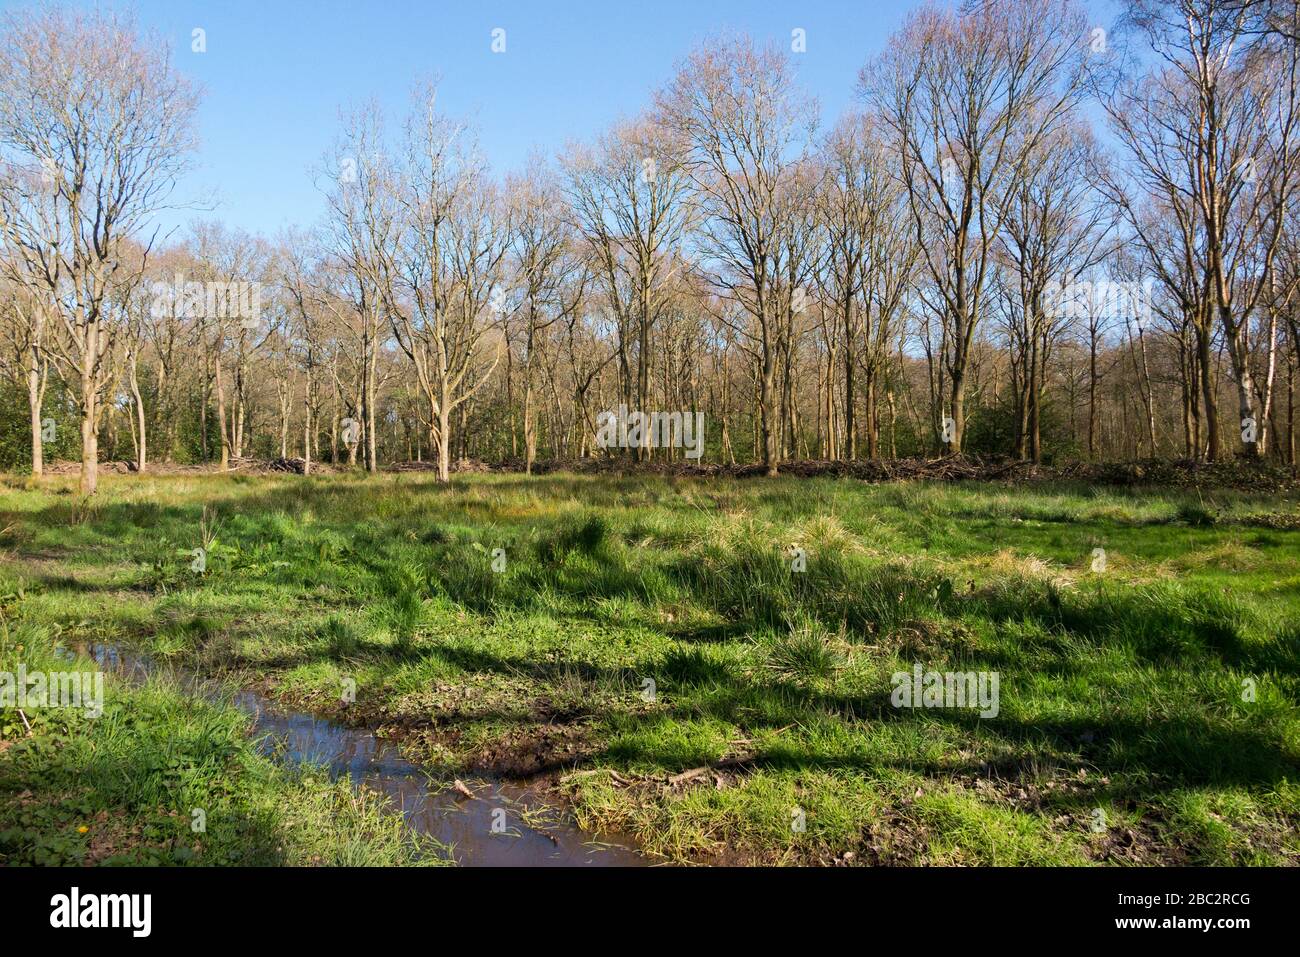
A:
[657,34,817,475]
[1104,0,1300,457]
[508,159,572,473]
[862,0,1088,453]
[0,7,197,492]
[320,101,401,473]
[562,115,693,460]
[370,87,510,482]
[0,272,50,474]
[999,121,1112,462]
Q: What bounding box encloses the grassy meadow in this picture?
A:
[1,469,1298,865]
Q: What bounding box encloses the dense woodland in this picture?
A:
[3,1,1300,492]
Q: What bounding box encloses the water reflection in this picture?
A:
[86,643,646,867]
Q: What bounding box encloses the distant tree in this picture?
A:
[657,35,818,475]
[861,0,1089,453]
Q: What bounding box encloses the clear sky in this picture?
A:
[3,0,1120,238]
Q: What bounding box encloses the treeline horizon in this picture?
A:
[3,1,1300,490]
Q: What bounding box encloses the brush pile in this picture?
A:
[35,454,1299,491]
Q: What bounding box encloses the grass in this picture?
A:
[0,639,437,865]
[1,469,1297,865]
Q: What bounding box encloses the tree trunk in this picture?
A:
[760,347,779,475]
[27,342,44,477]
[948,365,966,455]
[437,401,451,483]
[1196,322,1220,462]
[129,348,146,473]
[1087,327,1098,461]
[215,355,230,470]
[303,382,313,477]
[843,315,856,460]
[79,362,98,495]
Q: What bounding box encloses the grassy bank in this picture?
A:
[0,564,438,865]
[2,470,1297,865]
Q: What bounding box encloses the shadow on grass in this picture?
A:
[9,476,1298,826]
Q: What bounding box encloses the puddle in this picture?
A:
[85,644,647,867]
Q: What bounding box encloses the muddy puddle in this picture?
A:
[85,643,647,867]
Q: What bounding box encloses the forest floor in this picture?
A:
[1,469,1298,865]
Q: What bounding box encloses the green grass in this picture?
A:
[0,646,438,865]
[1,470,1298,865]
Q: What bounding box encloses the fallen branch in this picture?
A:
[562,767,632,786]
[668,754,756,786]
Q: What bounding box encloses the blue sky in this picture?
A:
[5,0,1120,238]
